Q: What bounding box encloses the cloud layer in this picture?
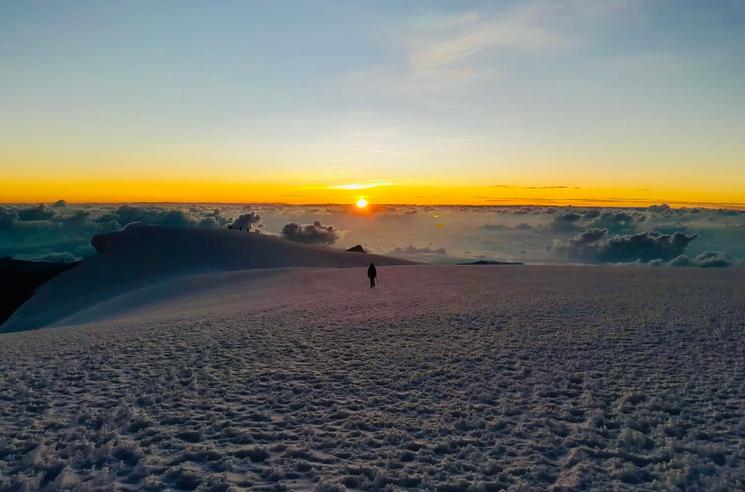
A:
[669,251,734,268]
[1,202,743,268]
[391,244,447,256]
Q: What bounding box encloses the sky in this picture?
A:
[1,1,744,206]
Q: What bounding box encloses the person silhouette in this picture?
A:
[367,262,377,288]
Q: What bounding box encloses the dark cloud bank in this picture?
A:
[280,221,339,245]
[552,229,701,265]
[542,205,743,267]
[1,202,742,268]
[231,212,262,231]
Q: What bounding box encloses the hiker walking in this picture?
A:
[367,262,377,288]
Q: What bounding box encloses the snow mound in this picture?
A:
[2,224,412,332]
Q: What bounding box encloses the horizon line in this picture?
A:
[2,199,744,210]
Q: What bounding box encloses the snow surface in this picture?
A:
[1,264,744,490]
[2,224,412,332]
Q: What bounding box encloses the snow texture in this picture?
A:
[1,265,744,490]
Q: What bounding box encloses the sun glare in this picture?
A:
[356,197,368,209]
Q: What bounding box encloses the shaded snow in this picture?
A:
[2,224,412,332]
[1,265,744,490]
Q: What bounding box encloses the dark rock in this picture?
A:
[0,258,78,326]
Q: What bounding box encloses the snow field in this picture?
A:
[1,265,744,490]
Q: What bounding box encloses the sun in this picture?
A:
[355,197,368,209]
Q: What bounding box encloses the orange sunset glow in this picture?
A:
[2,176,743,209]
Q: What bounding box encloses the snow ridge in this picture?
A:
[2,224,412,332]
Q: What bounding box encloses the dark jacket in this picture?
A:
[367,263,377,278]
